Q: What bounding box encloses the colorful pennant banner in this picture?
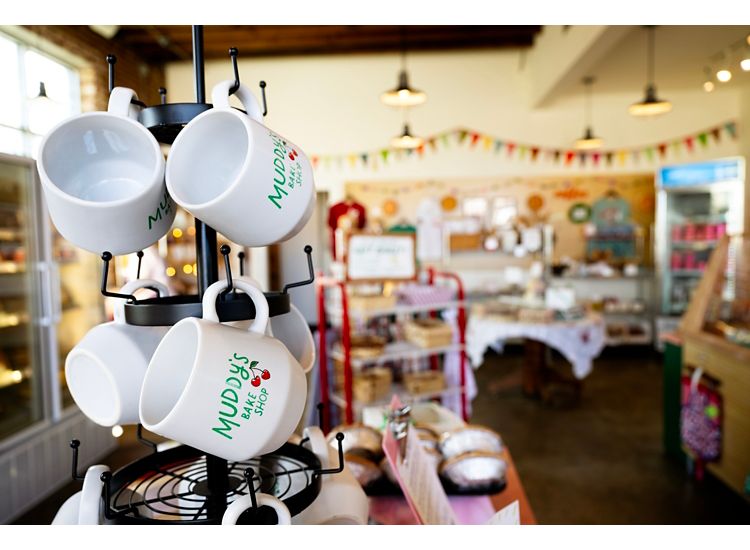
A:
[310,121,738,171]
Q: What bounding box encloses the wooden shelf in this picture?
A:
[327,300,465,322]
[330,384,467,412]
[332,341,464,368]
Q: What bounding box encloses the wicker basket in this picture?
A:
[349,294,397,312]
[353,367,393,403]
[404,319,453,348]
[449,232,482,251]
[403,370,445,395]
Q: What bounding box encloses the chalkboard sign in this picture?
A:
[346,233,417,281]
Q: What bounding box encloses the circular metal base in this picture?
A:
[123,291,291,326]
[139,103,212,144]
[105,443,321,524]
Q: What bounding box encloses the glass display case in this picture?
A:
[655,157,745,342]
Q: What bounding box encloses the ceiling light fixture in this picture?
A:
[575,76,603,150]
[702,67,715,92]
[741,56,750,72]
[380,30,427,108]
[629,26,672,117]
[391,123,424,150]
[716,68,732,82]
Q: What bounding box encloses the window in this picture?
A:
[0,33,80,159]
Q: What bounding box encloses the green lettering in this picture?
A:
[147,208,162,230]
[233,353,249,364]
[268,183,289,209]
[221,388,239,403]
[212,416,240,440]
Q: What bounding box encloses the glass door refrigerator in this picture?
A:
[655,157,746,346]
[0,152,115,524]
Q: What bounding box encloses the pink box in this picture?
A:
[683,224,697,241]
[671,252,682,270]
[671,226,683,241]
[683,252,696,269]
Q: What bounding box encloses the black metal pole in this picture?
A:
[192,24,227,521]
[192,25,219,299]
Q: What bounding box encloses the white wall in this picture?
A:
[166,47,744,203]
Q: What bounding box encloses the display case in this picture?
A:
[655,157,745,342]
[679,234,750,500]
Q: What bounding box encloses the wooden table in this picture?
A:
[367,444,536,525]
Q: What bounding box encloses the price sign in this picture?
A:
[346,233,417,282]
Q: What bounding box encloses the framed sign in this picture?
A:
[345,233,417,282]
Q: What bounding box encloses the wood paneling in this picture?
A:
[113,25,542,62]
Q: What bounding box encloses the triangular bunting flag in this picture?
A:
[564,151,575,166]
[685,137,694,152]
[578,152,587,166]
[348,154,357,168]
[657,144,667,158]
[458,130,469,144]
[323,156,332,169]
[311,155,320,169]
[494,140,504,153]
[506,142,516,155]
[592,152,601,166]
[470,132,481,147]
[381,149,390,162]
[605,152,614,166]
[711,128,721,142]
[361,153,369,165]
[482,136,493,151]
[644,148,654,162]
[518,145,527,159]
[617,151,627,166]
[441,133,451,147]
[428,138,437,151]
[531,147,540,161]
[417,144,425,156]
[725,121,737,139]
[671,141,681,156]
[554,150,562,163]
[405,148,414,157]
[632,150,640,164]
[698,133,708,147]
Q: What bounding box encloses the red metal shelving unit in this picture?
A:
[316,268,469,432]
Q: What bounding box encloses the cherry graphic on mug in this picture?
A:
[251,376,261,387]
[261,369,270,380]
[288,149,298,161]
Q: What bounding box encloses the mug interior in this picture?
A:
[168,112,249,206]
[140,322,199,427]
[66,352,120,425]
[41,115,160,203]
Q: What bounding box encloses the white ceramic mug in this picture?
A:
[65,279,170,427]
[51,491,82,525]
[79,464,109,525]
[166,80,314,247]
[221,493,291,525]
[38,87,174,255]
[139,276,307,461]
[292,426,369,525]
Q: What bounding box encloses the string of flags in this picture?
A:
[309,120,738,171]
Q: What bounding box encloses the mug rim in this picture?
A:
[165,108,255,211]
[65,346,123,427]
[38,111,165,209]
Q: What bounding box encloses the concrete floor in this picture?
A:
[14,345,750,524]
[471,346,750,524]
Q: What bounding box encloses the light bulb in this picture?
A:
[716,69,732,82]
[741,58,750,72]
[111,425,124,438]
[703,80,715,92]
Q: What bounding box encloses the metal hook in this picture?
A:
[228,47,240,96]
[243,467,258,510]
[106,53,146,107]
[70,439,85,481]
[238,251,246,276]
[259,81,268,117]
[220,244,234,298]
[136,424,158,454]
[106,54,116,93]
[101,471,137,520]
[158,87,167,105]
[282,245,314,294]
[136,251,144,280]
[315,432,345,476]
[100,252,137,303]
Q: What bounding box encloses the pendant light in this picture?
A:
[391,123,424,149]
[380,30,426,107]
[629,26,672,117]
[575,76,603,150]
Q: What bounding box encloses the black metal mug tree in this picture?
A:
[68,26,339,525]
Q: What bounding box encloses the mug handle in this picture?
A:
[221,493,292,525]
[108,87,141,120]
[113,279,169,324]
[210,79,264,123]
[302,426,330,469]
[78,464,109,525]
[202,276,269,335]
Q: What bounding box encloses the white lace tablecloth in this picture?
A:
[466,313,606,379]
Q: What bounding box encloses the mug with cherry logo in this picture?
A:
[139,276,307,461]
[165,80,315,247]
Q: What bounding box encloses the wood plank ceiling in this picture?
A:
[111,26,542,62]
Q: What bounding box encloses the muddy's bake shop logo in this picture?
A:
[268,131,303,210]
